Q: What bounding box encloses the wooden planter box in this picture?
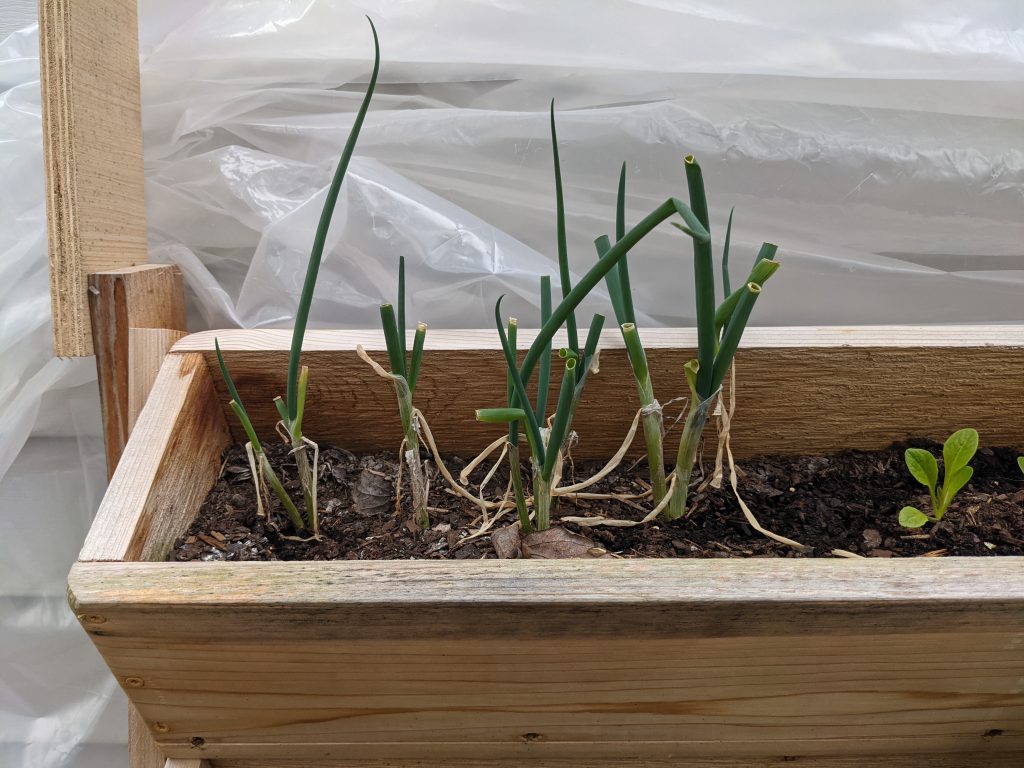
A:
[70,326,1024,766]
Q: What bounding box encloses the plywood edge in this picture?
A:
[78,352,230,562]
[40,0,149,357]
[174,325,1024,354]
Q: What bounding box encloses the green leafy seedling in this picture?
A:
[898,428,979,528]
[1018,456,1024,476]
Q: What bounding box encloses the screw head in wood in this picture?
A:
[124,677,144,688]
[152,722,170,734]
[80,614,106,625]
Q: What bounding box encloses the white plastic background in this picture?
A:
[1,2,1022,764]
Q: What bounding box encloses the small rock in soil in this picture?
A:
[862,528,882,549]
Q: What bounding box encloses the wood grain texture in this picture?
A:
[129,329,189,431]
[89,266,187,477]
[39,0,150,356]
[180,326,1024,460]
[165,759,209,768]
[213,756,1024,768]
[78,352,230,563]
[68,559,1024,758]
[127,328,186,768]
[130,702,167,768]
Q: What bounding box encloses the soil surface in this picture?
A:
[173,440,1024,562]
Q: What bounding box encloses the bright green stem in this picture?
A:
[395,375,428,529]
[408,322,427,391]
[505,317,522,470]
[532,464,554,531]
[664,393,717,520]
[622,323,665,501]
[684,156,717,400]
[230,399,304,531]
[380,303,406,379]
[640,402,667,503]
[260,454,306,532]
[287,18,379,422]
[290,366,317,534]
[550,101,579,357]
[542,358,577,480]
[519,196,709,387]
[508,442,531,533]
[713,255,779,342]
[537,278,552,422]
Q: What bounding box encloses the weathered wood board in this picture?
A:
[177,325,1024,459]
[69,326,1024,764]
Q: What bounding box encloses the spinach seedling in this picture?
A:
[898,428,978,528]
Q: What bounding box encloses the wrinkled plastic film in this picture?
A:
[140,1,1024,330]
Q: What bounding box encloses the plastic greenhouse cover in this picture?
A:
[1,2,1023,764]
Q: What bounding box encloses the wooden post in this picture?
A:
[88,266,187,478]
[87,271,187,765]
[39,0,150,357]
[126,327,188,768]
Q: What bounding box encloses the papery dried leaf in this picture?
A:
[352,469,392,516]
[521,527,608,559]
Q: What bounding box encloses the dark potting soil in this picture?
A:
[173,440,1024,562]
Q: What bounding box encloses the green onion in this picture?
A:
[379,303,406,380]
[550,101,579,357]
[286,16,379,424]
[721,207,734,298]
[684,155,716,401]
[505,318,530,531]
[476,408,528,423]
[664,161,781,519]
[495,296,545,469]
[537,276,553,422]
[596,167,667,502]
[379,256,430,528]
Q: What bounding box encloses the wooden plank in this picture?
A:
[129,328,189,430]
[78,352,230,563]
[39,0,149,357]
[89,266,188,477]
[68,559,1024,758]
[66,558,1024,639]
[165,759,209,768]
[179,326,1024,460]
[213,756,1024,768]
[130,704,167,768]
[126,329,188,767]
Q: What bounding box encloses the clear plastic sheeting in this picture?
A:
[1,2,1023,764]
[0,25,127,768]
[140,0,1024,329]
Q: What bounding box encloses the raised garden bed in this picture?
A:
[69,325,1024,764]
